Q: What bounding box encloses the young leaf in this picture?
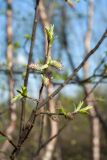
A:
[45,25,55,47]
[21,85,27,97]
[24,34,31,40]
[74,101,84,112]
[79,106,93,114]
[13,41,20,51]
[12,94,22,103]
[57,107,67,117]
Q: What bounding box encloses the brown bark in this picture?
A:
[42,84,58,160]
[0,0,17,157]
[39,1,58,160]
[19,0,40,143]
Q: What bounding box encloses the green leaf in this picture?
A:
[79,106,93,114]
[57,107,67,117]
[12,94,22,103]
[24,34,31,40]
[21,85,27,97]
[12,86,27,103]
[22,72,26,78]
[52,71,68,81]
[13,41,20,51]
[45,25,55,47]
[74,101,84,112]
[74,101,93,114]
[95,97,105,102]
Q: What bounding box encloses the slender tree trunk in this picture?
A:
[38,1,58,160]
[83,0,100,160]
[0,0,17,155]
[42,84,58,160]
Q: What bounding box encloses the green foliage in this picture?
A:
[29,24,62,88]
[29,56,63,85]
[57,101,93,119]
[17,86,27,97]
[74,101,93,114]
[74,101,84,112]
[45,25,55,47]
[12,94,22,103]
[95,97,105,103]
[24,34,32,40]
[12,86,27,103]
[52,71,68,81]
[36,58,62,71]
[13,41,20,51]
[57,106,67,117]
[79,106,93,114]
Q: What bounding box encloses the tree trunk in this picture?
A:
[0,0,17,156]
[39,1,58,160]
[83,1,100,160]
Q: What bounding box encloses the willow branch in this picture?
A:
[0,131,16,149]
[19,0,40,141]
[34,125,66,157]
[38,29,107,109]
[10,29,107,160]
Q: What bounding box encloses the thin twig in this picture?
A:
[19,0,40,142]
[0,131,16,149]
[10,29,107,159]
[34,125,66,157]
[38,29,107,109]
[83,70,106,101]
